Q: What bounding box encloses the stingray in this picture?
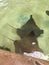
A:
[17,15,44,38]
[1,15,44,54]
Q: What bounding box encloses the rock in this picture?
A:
[0,50,49,65]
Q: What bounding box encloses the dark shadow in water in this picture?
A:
[5,15,44,54]
[17,15,44,38]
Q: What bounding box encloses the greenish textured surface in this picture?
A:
[0,0,49,54]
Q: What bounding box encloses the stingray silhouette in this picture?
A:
[17,15,44,38]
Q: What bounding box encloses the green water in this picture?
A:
[0,0,49,54]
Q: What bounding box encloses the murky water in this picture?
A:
[0,0,49,56]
